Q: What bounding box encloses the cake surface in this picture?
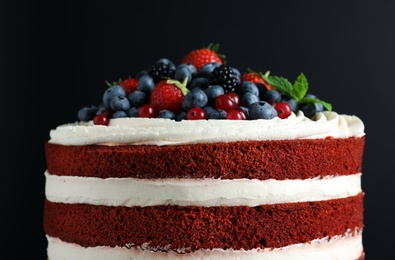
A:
[44,45,366,259]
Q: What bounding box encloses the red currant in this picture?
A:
[187,107,206,120]
[138,104,157,118]
[275,101,292,119]
[225,92,240,107]
[226,109,247,120]
[215,92,240,112]
[93,114,110,126]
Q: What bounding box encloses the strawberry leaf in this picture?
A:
[166,77,190,96]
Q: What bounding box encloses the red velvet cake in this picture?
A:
[43,45,366,259]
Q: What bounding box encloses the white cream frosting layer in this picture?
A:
[45,171,362,207]
[46,230,363,260]
[48,111,365,146]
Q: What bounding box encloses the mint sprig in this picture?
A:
[262,73,332,112]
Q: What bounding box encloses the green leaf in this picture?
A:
[299,97,332,112]
[263,75,297,100]
[292,73,308,100]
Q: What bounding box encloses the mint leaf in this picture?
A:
[292,73,308,100]
[299,97,332,112]
[262,75,297,100]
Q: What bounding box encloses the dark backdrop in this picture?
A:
[1,0,394,259]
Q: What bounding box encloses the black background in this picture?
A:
[1,0,394,259]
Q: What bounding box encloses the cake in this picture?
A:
[43,44,366,259]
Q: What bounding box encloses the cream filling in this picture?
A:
[45,172,362,207]
[46,230,363,260]
[48,111,365,146]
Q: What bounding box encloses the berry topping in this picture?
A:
[77,43,333,124]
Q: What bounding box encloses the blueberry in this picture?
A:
[261,90,282,103]
[257,83,269,99]
[199,62,221,78]
[137,75,155,94]
[185,63,197,77]
[315,103,324,112]
[188,77,209,90]
[78,106,99,122]
[305,93,317,99]
[157,110,175,119]
[207,108,227,119]
[301,93,324,116]
[300,102,324,118]
[204,85,224,104]
[110,96,130,111]
[299,103,316,118]
[136,70,148,79]
[241,92,260,108]
[203,105,215,115]
[128,90,149,107]
[96,104,110,115]
[127,107,139,117]
[305,94,324,112]
[112,111,128,119]
[174,64,192,83]
[175,111,187,121]
[285,98,298,112]
[182,88,208,111]
[103,85,126,106]
[232,67,241,78]
[236,81,259,96]
[249,101,278,120]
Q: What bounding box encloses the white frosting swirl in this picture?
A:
[48,111,365,146]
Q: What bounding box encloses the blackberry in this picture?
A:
[209,65,240,93]
[147,60,176,84]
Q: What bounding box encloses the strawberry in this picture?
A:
[149,78,189,114]
[180,43,224,71]
[119,78,139,96]
[240,72,265,85]
[241,70,273,90]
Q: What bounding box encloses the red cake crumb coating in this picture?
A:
[44,193,364,252]
[45,137,365,180]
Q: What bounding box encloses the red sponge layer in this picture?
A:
[44,193,364,252]
[45,137,365,180]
